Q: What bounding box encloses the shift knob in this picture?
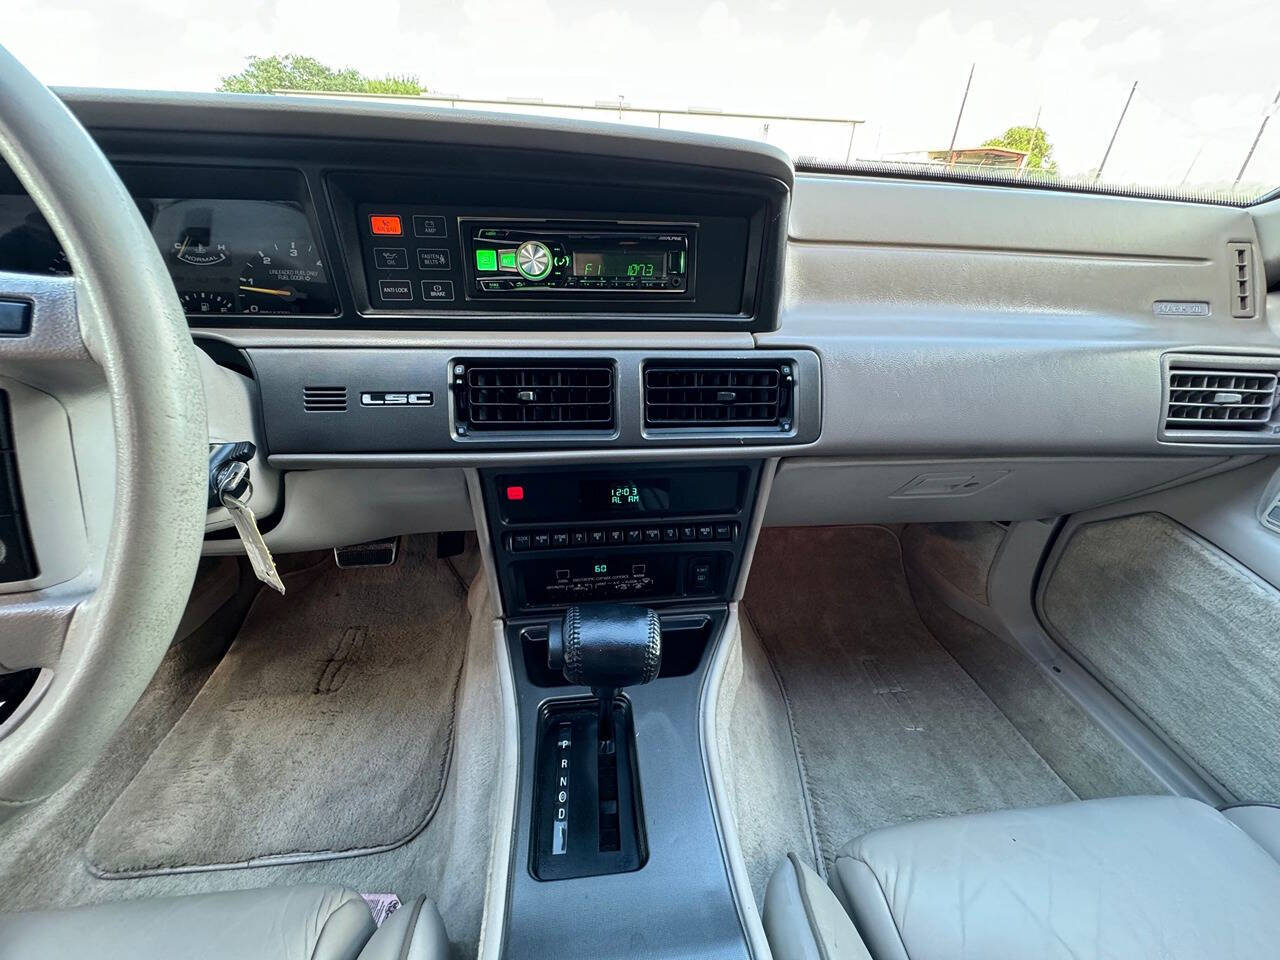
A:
[549,604,662,688]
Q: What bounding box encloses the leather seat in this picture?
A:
[764,796,1280,960]
[0,883,449,960]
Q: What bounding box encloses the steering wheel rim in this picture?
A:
[0,45,207,814]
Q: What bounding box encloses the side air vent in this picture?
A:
[1227,242,1256,318]
[1164,362,1279,435]
[452,361,615,432]
[303,386,348,413]
[644,361,794,429]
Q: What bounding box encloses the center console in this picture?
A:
[484,461,761,960]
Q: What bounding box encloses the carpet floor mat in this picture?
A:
[744,525,1076,866]
[86,536,469,877]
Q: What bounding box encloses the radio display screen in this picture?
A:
[571,251,668,280]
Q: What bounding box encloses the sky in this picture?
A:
[5,0,1279,195]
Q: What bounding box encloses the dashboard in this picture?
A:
[1,89,1277,560]
[0,145,783,332]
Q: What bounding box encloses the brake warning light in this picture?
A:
[369,214,403,236]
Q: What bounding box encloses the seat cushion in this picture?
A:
[0,883,376,960]
[764,853,873,960]
[831,796,1280,960]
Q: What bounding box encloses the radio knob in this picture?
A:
[515,240,552,281]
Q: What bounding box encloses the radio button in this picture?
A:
[474,249,498,272]
[608,528,625,545]
[552,531,570,548]
[715,523,734,541]
[697,524,715,541]
[533,532,551,550]
[588,529,607,546]
[643,528,662,543]
[662,526,680,542]
[679,524,698,541]
[511,533,532,551]
[571,530,588,547]
[625,528,643,544]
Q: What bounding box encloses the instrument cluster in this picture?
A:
[0,195,338,318]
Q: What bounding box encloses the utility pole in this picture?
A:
[1096,81,1137,180]
[1234,86,1280,189]
[947,63,976,164]
[1021,105,1043,176]
[1181,141,1206,185]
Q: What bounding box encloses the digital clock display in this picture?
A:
[571,251,668,280]
[608,483,642,509]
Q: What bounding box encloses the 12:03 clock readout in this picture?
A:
[609,483,641,508]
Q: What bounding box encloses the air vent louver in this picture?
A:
[644,361,793,429]
[452,362,615,432]
[1228,242,1256,318]
[1165,367,1278,432]
[303,386,348,412]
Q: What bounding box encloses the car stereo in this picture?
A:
[461,220,693,299]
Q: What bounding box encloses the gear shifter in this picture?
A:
[548,604,662,746]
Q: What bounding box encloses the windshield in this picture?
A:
[8,1,1280,203]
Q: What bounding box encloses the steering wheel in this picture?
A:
[0,46,207,816]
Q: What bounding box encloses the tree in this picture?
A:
[217,54,422,96]
[981,125,1058,174]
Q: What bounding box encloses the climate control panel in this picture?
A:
[482,462,759,614]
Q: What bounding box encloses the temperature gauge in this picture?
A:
[172,231,229,266]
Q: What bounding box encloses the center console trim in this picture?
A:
[501,608,751,960]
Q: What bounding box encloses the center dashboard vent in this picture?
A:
[452,361,615,432]
[1164,360,1280,436]
[644,361,794,429]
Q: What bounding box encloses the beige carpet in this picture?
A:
[86,536,469,877]
[745,526,1076,866]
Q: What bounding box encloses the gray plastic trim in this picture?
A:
[0,377,88,592]
[702,604,770,959]
[58,88,794,187]
[252,348,821,456]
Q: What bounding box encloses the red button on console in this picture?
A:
[369,214,403,236]
[506,485,525,501]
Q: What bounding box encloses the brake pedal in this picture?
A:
[334,537,398,568]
